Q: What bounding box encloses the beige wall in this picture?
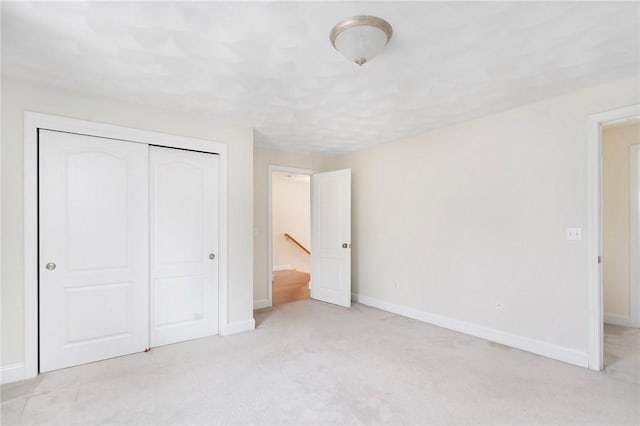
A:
[5,74,638,371]
[272,172,311,272]
[253,147,328,307]
[327,77,639,354]
[602,120,640,320]
[1,78,255,367]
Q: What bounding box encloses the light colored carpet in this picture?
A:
[604,323,640,385]
[1,300,639,425]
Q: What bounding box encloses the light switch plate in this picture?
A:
[566,227,582,241]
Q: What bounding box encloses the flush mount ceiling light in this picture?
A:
[330,15,393,66]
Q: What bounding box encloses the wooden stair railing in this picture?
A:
[284,233,311,255]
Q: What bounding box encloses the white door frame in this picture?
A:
[265,165,316,308]
[23,111,229,380]
[587,104,640,371]
[629,144,640,329]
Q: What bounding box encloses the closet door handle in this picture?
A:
[209,253,216,260]
[45,262,57,271]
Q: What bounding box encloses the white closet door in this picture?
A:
[150,146,219,347]
[39,130,149,373]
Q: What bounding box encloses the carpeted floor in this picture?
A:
[1,300,638,425]
[603,323,640,385]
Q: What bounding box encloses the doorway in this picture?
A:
[265,165,352,309]
[601,118,640,381]
[270,169,312,306]
[587,104,640,371]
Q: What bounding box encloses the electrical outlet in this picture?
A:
[496,301,504,311]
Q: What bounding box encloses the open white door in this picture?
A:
[311,169,351,307]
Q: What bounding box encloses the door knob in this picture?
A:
[209,253,216,260]
[342,243,350,248]
[45,262,56,271]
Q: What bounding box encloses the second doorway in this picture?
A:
[271,170,312,305]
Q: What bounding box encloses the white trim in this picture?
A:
[24,111,230,380]
[587,105,640,371]
[23,113,39,381]
[1,363,25,385]
[0,17,3,387]
[604,313,634,327]
[266,165,316,308]
[352,293,588,368]
[221,319,255,335]
[272,264,293,272]
[253,299,270,310]
[630,144,640,328]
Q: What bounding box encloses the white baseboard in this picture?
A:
[1,363,25,385]
[254,299,270,310]
[222,318,255,336]
[352,293,589,368]
[272,264,292,272]
[604,313,637,327]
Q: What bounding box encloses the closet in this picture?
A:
[39,129,219,372]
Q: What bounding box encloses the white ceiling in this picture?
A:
[2,2,639,156]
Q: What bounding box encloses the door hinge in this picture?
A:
[598,256,602,264]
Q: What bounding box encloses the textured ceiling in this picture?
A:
[2,2,639,156]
